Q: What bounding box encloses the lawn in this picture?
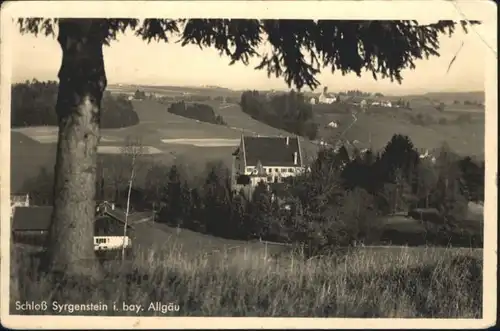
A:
[131,221,289,260]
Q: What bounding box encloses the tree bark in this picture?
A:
[45,19,107,279]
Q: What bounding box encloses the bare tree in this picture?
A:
[120,135,146,262]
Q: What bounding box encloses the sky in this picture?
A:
[11,20,491,95]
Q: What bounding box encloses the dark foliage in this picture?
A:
[168,101,226,125]
[11,80,139,128]
[134,90,146,100]
[18,19,479,91]
[22,131,484,254]
[240,90,318,139]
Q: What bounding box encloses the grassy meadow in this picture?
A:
[11,222,483,317]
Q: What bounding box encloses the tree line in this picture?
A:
[12,80,140,129]
[167,101,227,125]
[23,133,484,256]
[240,90,319,140]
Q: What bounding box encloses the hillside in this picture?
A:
[11,131,57,193]
[108,84,242,99]
[315,110,484,158]
[12,98,313,192]
[11,87,484,195]
[421,91,485,104]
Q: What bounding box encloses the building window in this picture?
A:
[288,168,294,172]
[281,168,286,173]
[268,168,272,173]
[95,238,107,244]
[246,167,253,173]
[267,176,273,182]
[274,168,279,172]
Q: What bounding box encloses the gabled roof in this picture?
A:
[12,205,140,232]
[12,206,53,231]
[97,200,153,225]
[103,208,152,225]
[241,136,303,167]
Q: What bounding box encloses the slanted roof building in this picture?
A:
[231,135,305,191]
[233,135,303,167]
[11,206,53,231]
[11,205,142,234]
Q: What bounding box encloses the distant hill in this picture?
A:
[108,84,242,98]
[404,91,485,104]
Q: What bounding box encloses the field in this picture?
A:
[314,104,484,158]
[11,219,483,317]
[10,85,485,195]
[10,85,486,199]
[10,94,321,192]
[107,84,242,99]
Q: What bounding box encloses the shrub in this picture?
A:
[435,102,446,112]
[338,188,384,245]
[409,113,435,126]
[454,114,472,124]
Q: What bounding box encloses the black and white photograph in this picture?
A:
[0,1,497,329]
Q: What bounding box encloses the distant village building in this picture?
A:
[372,100,392,108]
[10,193,30,219]
[318,87,337,104]
[231,135,305,197]
[419,149,437,164]
[327,120,339,128]
[11,193,30,209]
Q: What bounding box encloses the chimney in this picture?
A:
[293,152,298,165]
[286,136,289,145]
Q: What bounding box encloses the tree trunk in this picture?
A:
[45,19,107,279]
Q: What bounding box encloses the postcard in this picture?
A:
[0,0,497,329]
